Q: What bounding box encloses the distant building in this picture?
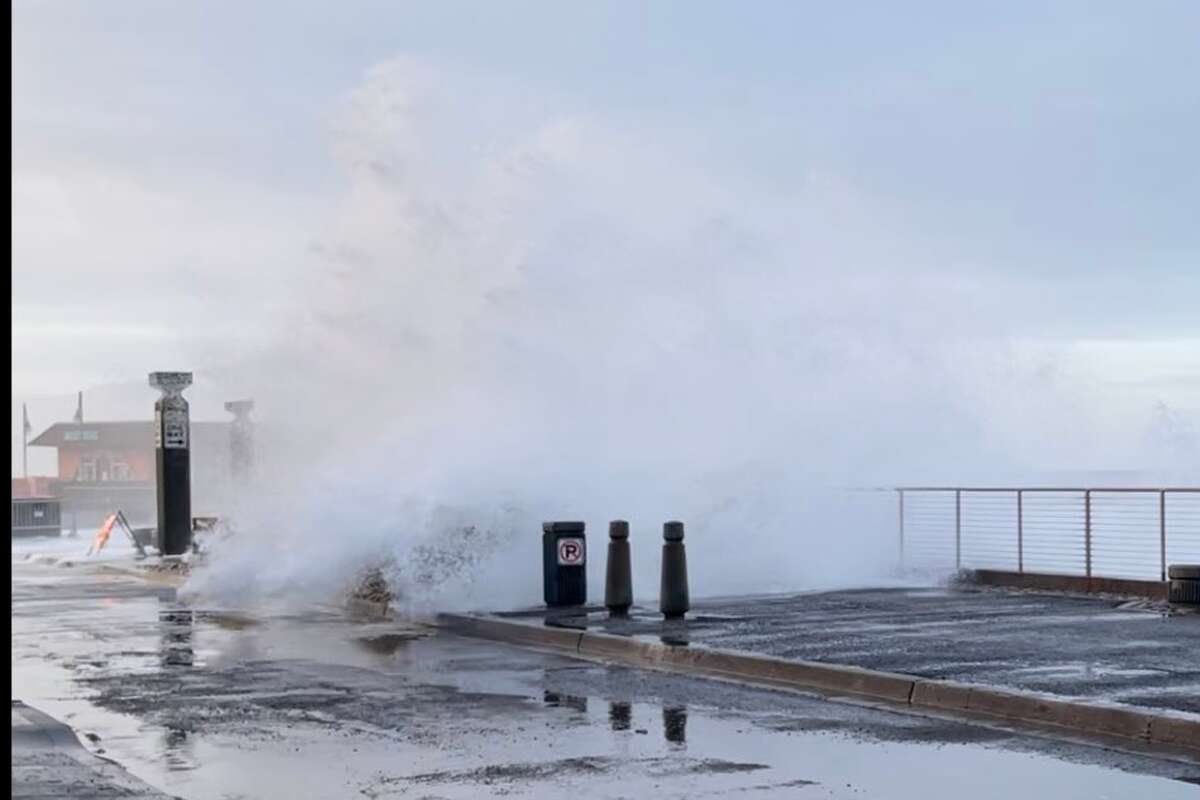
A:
[11,476,55,499]
[28,420,231,527]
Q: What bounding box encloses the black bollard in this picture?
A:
[542,521,587,607]
[659,520,689,619]
[605,520,633,616]
[150,372,193,556]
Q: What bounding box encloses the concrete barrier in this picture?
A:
[942,683,1159,743]
[910,679,975,712]
[438,613,584,653]
[968,569,1169,600]
[95,564,187,589]
[1049,701,1155,743]
[1149,714,1200,750]
[13,701,177,798]
[578,630,666,665]
[681,647,916,704]
[440,612,1200,757]
[962,684,1057,721]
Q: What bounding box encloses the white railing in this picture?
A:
[897,487,1200,581]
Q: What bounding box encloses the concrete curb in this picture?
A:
[11,701,90,751]
[967,569,1169,600]
[447,613,585,651]
[93,564,188,588]
[12,701,179,799]
[437,612,1200,758]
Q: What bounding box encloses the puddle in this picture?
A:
[12,561,1200,800]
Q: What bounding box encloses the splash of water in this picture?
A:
[181,56,1170,612]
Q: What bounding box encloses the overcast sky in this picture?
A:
[11,1,1200,476]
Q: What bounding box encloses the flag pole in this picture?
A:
[71,391,83,537]
[22,402,29,479]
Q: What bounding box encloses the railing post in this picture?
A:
[1017,489,1023,574]
[1160,490,1167,582]
[898,489,905,569]
[955,489,961,570]
[1084,490,1092,579]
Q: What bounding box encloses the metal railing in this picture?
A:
[897,487,1200,581]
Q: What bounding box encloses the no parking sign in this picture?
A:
[543,521,587,607]
[557,537,585,566]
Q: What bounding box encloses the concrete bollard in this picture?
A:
[605,520,633,616]
[659,521,690,619]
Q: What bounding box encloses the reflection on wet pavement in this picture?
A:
[163,726,194,772]
[158,603,195,669]
[663,705,687,746]
[608,700,631,731]
[543,690,588,714]
[11,559,1200,800]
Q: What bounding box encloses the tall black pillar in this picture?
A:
[150,371,193,556]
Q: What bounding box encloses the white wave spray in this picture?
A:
[181,56,1174,612]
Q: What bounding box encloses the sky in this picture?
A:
[12,1,1200,481]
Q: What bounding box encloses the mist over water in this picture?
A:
[160,57,1192,611]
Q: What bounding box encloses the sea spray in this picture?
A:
[180,56,1171,612]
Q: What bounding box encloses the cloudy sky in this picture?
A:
[11,1,1200,478]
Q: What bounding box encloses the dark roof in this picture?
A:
[29,420,230,449]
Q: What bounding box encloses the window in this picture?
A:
[112,463,131,481]
[77,460,97,482]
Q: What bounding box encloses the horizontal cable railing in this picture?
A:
[897,487,1200,581]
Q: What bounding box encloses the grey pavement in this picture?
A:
[12,700,177,799]
[11,558,1200,799]
[504,586,1200,715]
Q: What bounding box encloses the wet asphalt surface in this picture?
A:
[529,586,1200,714]
[13,699,175,799]
[11,558,1200,799]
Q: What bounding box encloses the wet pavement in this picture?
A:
[11,556,1200,799]
[13,700,177,799]
[513,587,1200,715]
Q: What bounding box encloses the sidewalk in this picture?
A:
[12,700,176,799]
[495,586,1200,716]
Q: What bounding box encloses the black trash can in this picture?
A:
[542,521,587,607]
